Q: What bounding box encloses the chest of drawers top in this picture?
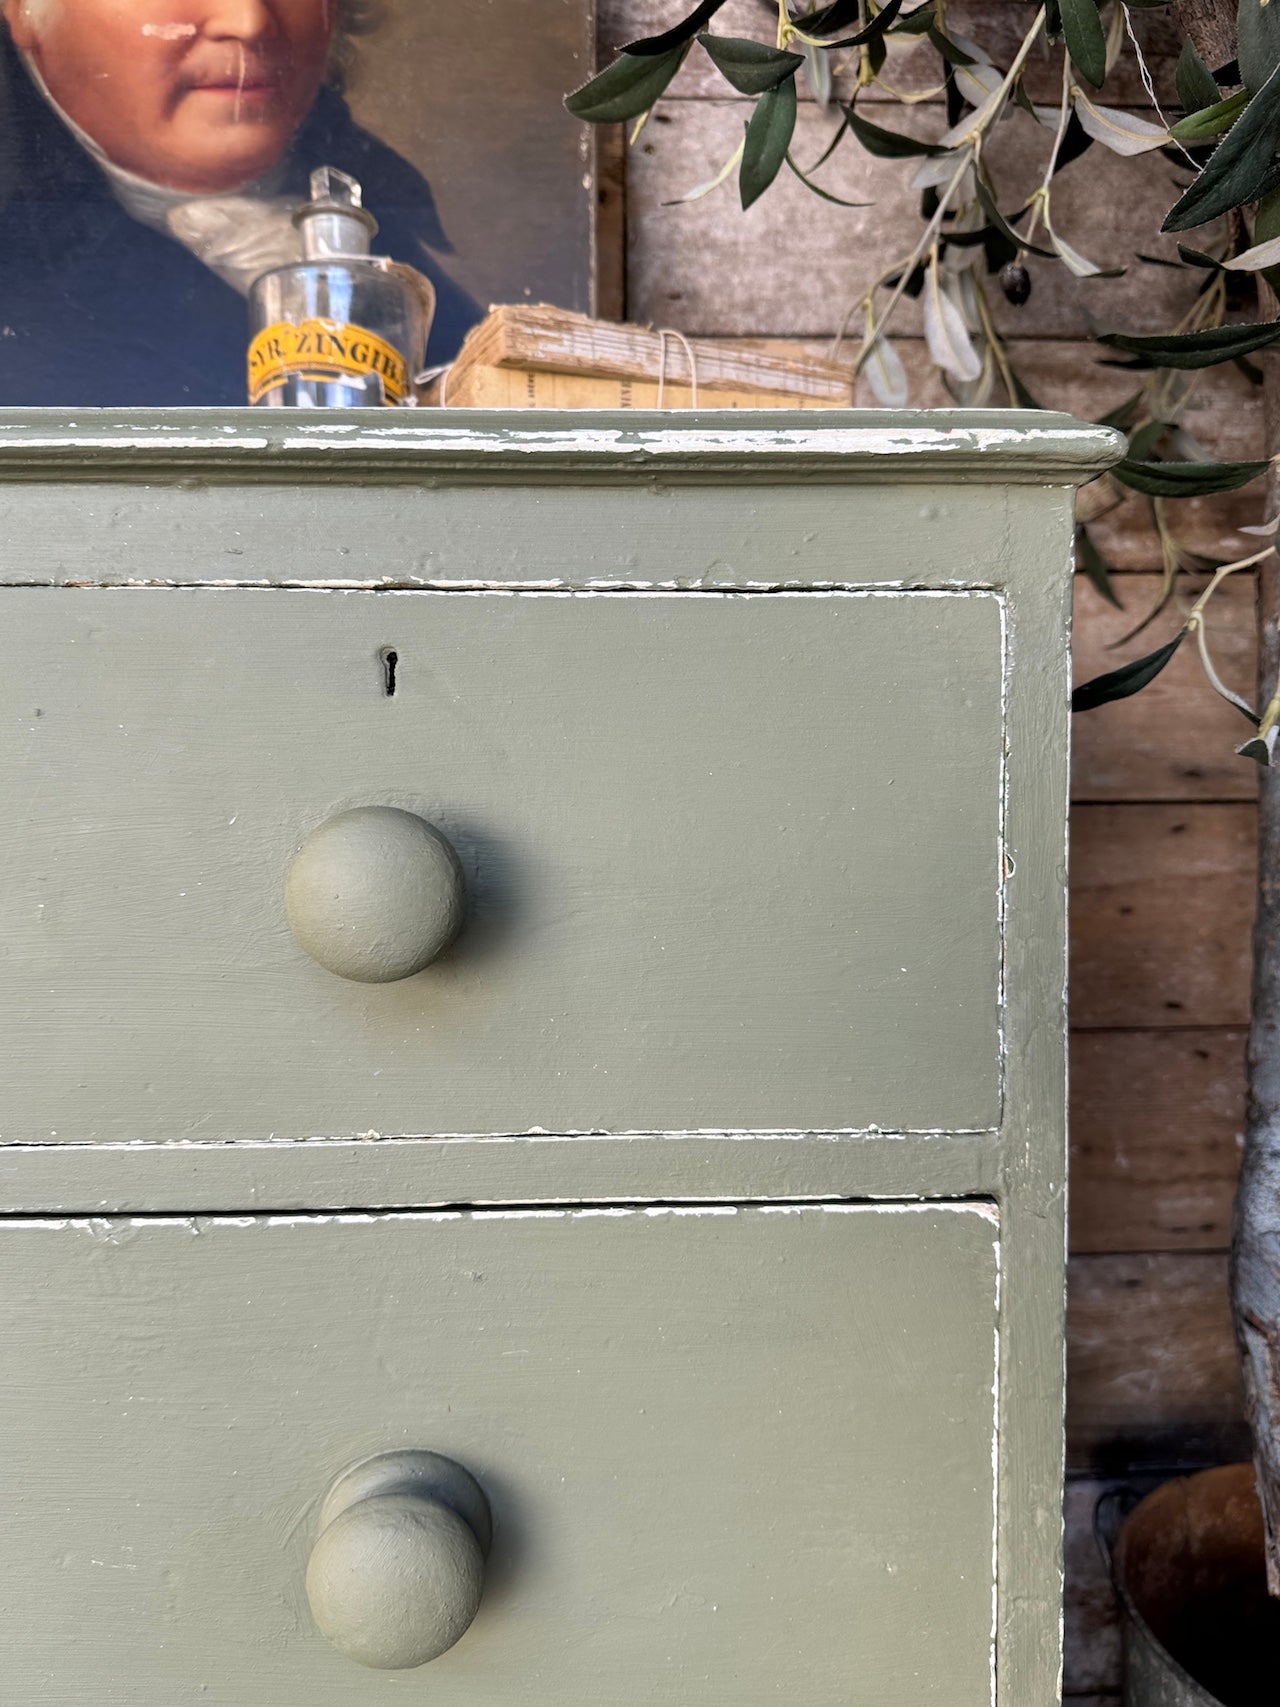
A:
[0,406,1118,1211]
[0,408,1121,1707]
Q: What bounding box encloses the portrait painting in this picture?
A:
[0,0,598,405]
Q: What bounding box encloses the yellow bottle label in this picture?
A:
[248,318,409,405]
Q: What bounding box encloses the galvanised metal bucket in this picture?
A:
[1097,1465,1280,1707]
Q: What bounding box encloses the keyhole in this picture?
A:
[379,648,399,697]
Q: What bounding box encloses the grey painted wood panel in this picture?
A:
[0,1202,1000,1707]
[0,587,1003,1142]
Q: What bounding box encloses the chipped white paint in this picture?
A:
[0,409,1125,485]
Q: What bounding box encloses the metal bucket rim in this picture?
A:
[1103,1465,1259,1707]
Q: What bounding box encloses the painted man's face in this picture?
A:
[4,0,337,192]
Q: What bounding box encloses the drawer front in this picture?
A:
[0,1202,998,1706]
[0,587,1002,1141]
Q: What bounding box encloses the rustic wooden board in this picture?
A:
[626,102,1200,339]
[599,0,1181,105]
[1070,1029,1245,1254]
[1067,1252,1249,1469]
[1069,804,1255,1030]
[1064,1476,1123,1696]
[0,1203,1001,1707]
[1072,575,1258,804]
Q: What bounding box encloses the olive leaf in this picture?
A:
[661,139,745,204]
[784,151,871,203]
[1193,621,1259,725]
[1239,725,1280,764]
[1060,0,1108,89]
[1224,231,1280,270]
[1008,369,1044,408]
[1169,88,1251,143]
[1126,419,1170,459]
[1077,525,1123,607]
[922,256,982,381]
[626,0,730,54]
[698,34,805,94]
[805,0,906,48]
[1071,631,1186,712]
[893,4,937,35]
[929,23,979,63]
[1163,60,1280,230]
[1098,321,1280,367]
[565,44,689,122]
[1072,89,1169,154]
[740,76,799,208]
[974,178,1057,257]
[862,333,910,405]
[796,0,866,33]
[803,39,834,103]
[1113,456,1270,496]
[1044,203,1123,276]
[843,103,950,157]
[954,62,1004,107]
[1238,0,1280,92]
[1175,37,1221,113]
[1097,391,1143,429]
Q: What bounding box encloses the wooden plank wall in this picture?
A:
[596,3,1261,1694]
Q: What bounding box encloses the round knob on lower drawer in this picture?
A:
[306,1451,492,1670]
[285,806,465,983]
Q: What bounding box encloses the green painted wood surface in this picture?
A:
[0,408,1125,1707]
[0,1202,999,1707]
[0,586,1001,1143]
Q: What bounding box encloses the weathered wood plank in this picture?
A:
[599,0,1181,105]
[626,102,1201,339]
[1070,1029,1245,1253]
[1073,574,1258,803]
[1070,804,1255,1030]
[1067,1253,1249,1470]
[594,125,628,322]
[1064,1476,1123,1696]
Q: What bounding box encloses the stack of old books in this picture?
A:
[424,303,852,410]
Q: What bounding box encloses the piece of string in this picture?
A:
[655,329,700,408]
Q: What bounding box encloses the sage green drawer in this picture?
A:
[0,1200,999,1706]
[0,586,1003,1142]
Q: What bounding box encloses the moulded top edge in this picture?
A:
[0,407,1125,486]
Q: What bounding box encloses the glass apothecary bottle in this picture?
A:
[247,168,432,408]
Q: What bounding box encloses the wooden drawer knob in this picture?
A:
[306,1451,492,1670]
[285,807,465,983]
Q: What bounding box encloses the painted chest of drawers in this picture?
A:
[0,408,1121,1706]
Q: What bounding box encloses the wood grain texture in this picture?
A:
[626,102,1203,339]
[1067,1253,1249,1469]
[593,124,628,322]
[0,1204,1001,1707]
[1064,1476,1123,1696]
[1072,575,1259,803]
[1070,1029,1246,1253]
[1070,804,1256,1030]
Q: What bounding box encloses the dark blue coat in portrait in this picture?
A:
[0,31,480,406]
